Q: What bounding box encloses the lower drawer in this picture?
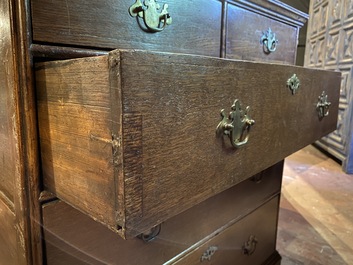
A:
[42,163,282,265]
[172,196,280,265]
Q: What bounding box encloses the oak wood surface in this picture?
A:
[0,198,17,264]
[226,4,298,64]
[0,0,17,204]
[14,0,45,263]
[36,56,118,231]
[36,49,341,238]
[42,163,282,265]
[0,0,33,264]
[173,196,279,265]
[31,0,222,57]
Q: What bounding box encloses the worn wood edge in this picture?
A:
[9,0,42,264]
[261,250,282,265]
[116,48,341,77]
[38,191,57,204]
[164,194,280,265]
[108,50,126,238]
[226,0,308,28]
[0,190,15,213]
[31,44,109,60]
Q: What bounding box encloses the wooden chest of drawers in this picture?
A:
[0,0,341,264]
[36,49,340,238]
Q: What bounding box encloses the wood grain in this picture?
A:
[35,49,341,237]
[117,50,341,235]
[0,0,17,204]
[0,0,32,264]
[42,163,282,265]
[31,0,222,57]
[36,56,118,230]
[0,199,17,264]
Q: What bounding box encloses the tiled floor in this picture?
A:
[277,145,353,265]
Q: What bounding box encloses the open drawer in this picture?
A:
[35,49,340,238]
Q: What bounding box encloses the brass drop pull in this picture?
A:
[260,28,278,54]
[242,235,258,256]
[129,0,172,33]
[201,246,218,262]
[317,91,331,119]
[287,74,300,95]
[216,99,255,148]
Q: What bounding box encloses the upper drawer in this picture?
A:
[35,49,341,239]
[226,3,299,64]
[31,0,222,57]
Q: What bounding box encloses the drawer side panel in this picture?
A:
[36,55,118,229]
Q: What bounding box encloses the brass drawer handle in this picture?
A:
[287,74,300,95]
[317,91,331,119]
[201,246,218,262]
[260,28,278,54]
[242,235,258,256]
[129,0,172,33]
[216,99,255,148]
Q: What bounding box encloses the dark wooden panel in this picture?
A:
[31,0,222,57]
[226,4,299,64]
[36,49,341,237]
[0,198,17,264]
[43,164,281,265]
[173,196,280,265]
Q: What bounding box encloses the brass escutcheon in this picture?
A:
[129,0,172,33]
[216,99,255,148]
[260,28,278,54]
[317,91,331,119]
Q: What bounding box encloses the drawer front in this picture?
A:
[42,167,280,265]
[31,0,222,57]
[36,50,341,237]
[173,196,280,265]
[226,4,298,64]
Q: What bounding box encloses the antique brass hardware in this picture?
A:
[129,0,172,33]
[317,91,331,119]
[260,28,278,54]
[138,224,161,242]
[201,246,218,262]
[216,99,255,148]
[287,74,300,94]
[242,235,258,256]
